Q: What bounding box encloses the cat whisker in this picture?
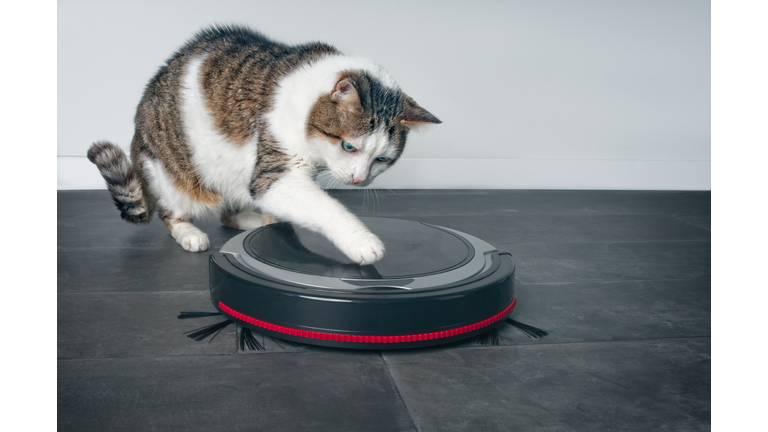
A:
[369,183,378,214]
[368,180,385,214]
[376,184,401,210]
[363,188,371,213]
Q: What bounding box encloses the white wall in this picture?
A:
[58,0,710,190]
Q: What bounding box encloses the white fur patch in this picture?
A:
[142,158,214,220]
[179,56,257,212]
[234,210,263,230]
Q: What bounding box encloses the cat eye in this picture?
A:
[376,157,391,162]
[342,141,356,152]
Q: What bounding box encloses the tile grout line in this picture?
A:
[485,334,712,348]
[57,350,353,361]
[56,335,712,363]
[378,351,421,432]
[498,240,711,246]
[57,275,712,295]
[57,290,210,295]
[56,238,712,253]
[513,277,712,286]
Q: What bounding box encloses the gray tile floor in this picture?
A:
[58,190,711,431]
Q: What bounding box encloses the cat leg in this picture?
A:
[256,172,384,265]
[159,208,210,252]
[141,157,214,252]
[261,212,278,225]
[220,206,263,230]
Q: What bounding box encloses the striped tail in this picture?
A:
[87,141,151,223]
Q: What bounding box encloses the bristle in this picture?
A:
[476,328,503,345]
[505,318,549,339]
[177,311,222,319]
[281,339,303,348]
[184,320,233,342]
[270,336,303,349]
[239,326,265,351]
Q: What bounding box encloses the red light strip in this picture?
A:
[219,297,516,344]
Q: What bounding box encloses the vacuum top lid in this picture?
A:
[219,217,499,291]
[243,218,473,278]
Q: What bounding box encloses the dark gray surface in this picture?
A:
[59,353,416,432]
[383,338,710,432]
[58,190,711,431]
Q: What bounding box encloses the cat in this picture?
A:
[87,25,440,264]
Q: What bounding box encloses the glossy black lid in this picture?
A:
[243,218,474,279]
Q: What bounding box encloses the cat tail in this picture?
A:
[87,141,151,223]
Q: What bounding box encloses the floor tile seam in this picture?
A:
[515,282,711,288]
[63,190,711,196]
[338,190,712,196]
[500,239,711,247]
[377,351,421,432]
[56,246,191,252]
[350,213,712,218]
[57,290,209,295]
[57,275,715,293]
[56,239,234,246]
[333,213,713,220]
[56,350,341,362]
[58,273,713,292]
[330,193,713,198]
[56,335,712,362]
[58,211,712,219]
[516,276,711,285]
[453,334,712,349]
[515,277,712,286]
[348,192,710,195]
[675,224,711,232]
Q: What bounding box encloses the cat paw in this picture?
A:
[339,231,385,265]
[171,224,210,252]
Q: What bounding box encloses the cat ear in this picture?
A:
[401,96,441,130]
[331,78,364,114]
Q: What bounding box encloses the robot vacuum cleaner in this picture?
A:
[209,217,516,349]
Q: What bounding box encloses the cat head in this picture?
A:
[306,71,440,186]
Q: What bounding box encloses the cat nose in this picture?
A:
[352,174,366,184]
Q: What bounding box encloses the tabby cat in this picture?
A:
[87,25,440,264]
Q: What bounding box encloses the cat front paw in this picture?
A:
[171,224,210,252]
[339,231,385,265]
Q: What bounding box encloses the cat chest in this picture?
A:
[193,138,257,203]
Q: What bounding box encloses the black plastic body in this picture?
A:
[209,251,515,349]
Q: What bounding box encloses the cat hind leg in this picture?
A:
[220,207,264,230]
[261,212,278,226]
[220,206,281,229]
